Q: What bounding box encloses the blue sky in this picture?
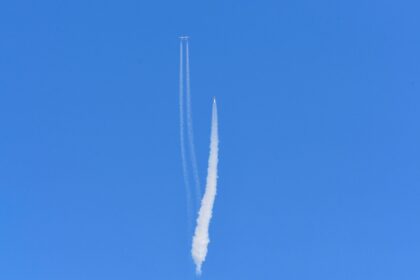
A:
[0,0,419,279]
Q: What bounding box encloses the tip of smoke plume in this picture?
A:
[196,265,202,276]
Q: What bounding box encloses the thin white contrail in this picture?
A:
[185,40,202,207]
[192,98,219,275]
[179,39,193,225]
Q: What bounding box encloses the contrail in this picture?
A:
[192,98,219,275]
[179,39,192,225]
[185,40,202,207]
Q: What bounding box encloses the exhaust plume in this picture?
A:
[185,40,202,206]
[192,98,219,275]
[179,40,192,224]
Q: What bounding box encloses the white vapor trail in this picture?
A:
[192,98,219,275]
[179,40,192,224]
[185,40,202,207]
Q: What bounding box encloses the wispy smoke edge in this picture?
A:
[179,40,193,228]
[185,41,202,209]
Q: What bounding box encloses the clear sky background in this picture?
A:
[0,0,419,279]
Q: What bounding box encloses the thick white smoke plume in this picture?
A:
[192,98,219,275]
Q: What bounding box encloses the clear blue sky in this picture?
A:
[0,0,419,279]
